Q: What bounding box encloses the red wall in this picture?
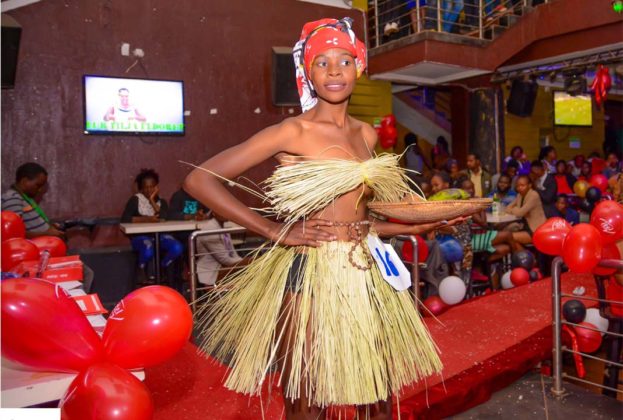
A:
[1,1,362,219]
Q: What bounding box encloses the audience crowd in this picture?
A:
[402,133,622,294]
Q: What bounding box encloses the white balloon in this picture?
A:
[585,308,609,335]
[439,275,467,305]
[501,271,514,290]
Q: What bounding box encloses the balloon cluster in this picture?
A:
[533,200,623,273]
[590,65,612,108]
[1,211,67,272]
[573,174,609,213]
[562,300,608,354]
[422,275,467,316]
[502,250,541,288]
[1,245,193,418]
[376,114,397,149]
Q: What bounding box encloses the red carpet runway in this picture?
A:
[145,273,597,419]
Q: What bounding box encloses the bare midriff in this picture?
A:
[312,183,373,242]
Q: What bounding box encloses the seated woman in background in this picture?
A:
[403,132,431,179]
[553,160,576,195]
[121,168,183,273]
[539,145,557,174]
[446,158,466,188]
[505,175,547,245]
[431,136,450,171]
[504,146,530,176]
[577,161,592,181]
[568,154,585,178]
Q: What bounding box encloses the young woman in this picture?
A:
[505,175,547,245]
[121,169,183,270]
[185,18,457,419]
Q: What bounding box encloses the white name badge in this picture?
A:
[366,235,412,291]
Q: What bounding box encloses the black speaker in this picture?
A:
[272,47,299,107]
[2,25,21,89]
[507,80,538,117]
[76,246,137,310]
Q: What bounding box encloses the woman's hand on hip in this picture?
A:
[271,219,336,247]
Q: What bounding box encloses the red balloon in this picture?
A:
[379,136,395,149]
[533,217,572,256]
[422,296,448,317]
[562,224,603,273]
[574,322,602,353]
[103,286,193,369]
[510,267,530,286]
[590,200,623,245]
[1,278,104,372]
[592,242,621,276]
[1,238,40,271]
[1,211,26,241]
[60,362,154,420]
[589,174,609,193]
[381,114,396,127]
[30,236,67,258]
[402,235,429,264]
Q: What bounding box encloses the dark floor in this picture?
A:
[451,371,622,419]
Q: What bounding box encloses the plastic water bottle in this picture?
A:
[491,193,500,216]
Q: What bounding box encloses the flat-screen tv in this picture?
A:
[83,75,184,135]
[553,91,592,127]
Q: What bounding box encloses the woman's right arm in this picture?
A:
[505,196,518,213]
[184,120,334,246]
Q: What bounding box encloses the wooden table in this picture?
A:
[120,220,200,283]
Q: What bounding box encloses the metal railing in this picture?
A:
[187,229,425,312]
[369,0,550,48]
[552,257,623,398]
[396,234,423,304]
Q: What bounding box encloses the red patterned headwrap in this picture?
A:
[293,17,367,112]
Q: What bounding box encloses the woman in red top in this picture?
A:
[554,160,576,195]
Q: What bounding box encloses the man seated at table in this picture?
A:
[1,162,94,292]
[505,175,547,246]
[195,211,248,287]
[553,194,580,226]
[1,162,64,238]
[121,168,183,285]
[486,173,517,210]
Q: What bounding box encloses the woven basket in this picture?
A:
[368,198,493,223]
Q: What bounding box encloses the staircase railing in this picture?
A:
[369,0,550,48]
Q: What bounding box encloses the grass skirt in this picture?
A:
[196,238,442,407]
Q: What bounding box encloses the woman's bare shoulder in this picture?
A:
[350,117,378,149]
